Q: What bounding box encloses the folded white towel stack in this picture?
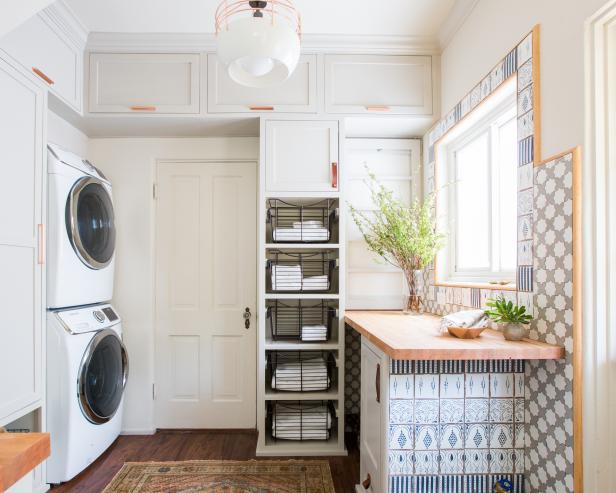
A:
[292,220,324,229]
[302,274,329,291]
[271,264,302,291]
[441,309,489,331]
[272,402,332,440]
[272,227,330,242]
[271,355,330,391]
[301,324,328,342]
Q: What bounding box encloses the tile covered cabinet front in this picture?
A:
[387,359,525,493]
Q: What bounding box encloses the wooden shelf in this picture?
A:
[264,382,340,401]
[265,293,340,300]
[0,432,50,492]
[265,243,340,249]
[259,429,346,457]
[265,337,340,351]
[345,310,566,361]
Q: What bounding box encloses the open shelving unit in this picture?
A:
[256,117,347,457]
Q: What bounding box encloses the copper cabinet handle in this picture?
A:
[362,473,371,489]
[375,363,381,403]
[37,224,44,265]
[129,105,157,111]
[32,67,54,85]
[365,105,390,112]
[331,162,338,189]
[248,105,274,111]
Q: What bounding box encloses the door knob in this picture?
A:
[243,307,252,329]
[362,473,371,489]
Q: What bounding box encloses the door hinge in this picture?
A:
[153,183,157,199]
[152,383,156,400]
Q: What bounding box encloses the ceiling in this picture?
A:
[64,0,457,38]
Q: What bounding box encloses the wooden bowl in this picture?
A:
[447,326,486,339]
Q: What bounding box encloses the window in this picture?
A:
[436,84,517,286]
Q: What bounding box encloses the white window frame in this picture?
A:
[435,81,517,287]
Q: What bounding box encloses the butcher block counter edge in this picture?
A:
[344,310,565,360]
[0,432,50,492]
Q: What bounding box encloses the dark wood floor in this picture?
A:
[52,430,360,493]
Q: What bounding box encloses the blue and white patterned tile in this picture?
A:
[440,453,465,476]
[503,48,518,79]
[440,374,464,399]
[465,450,490,474]
[440,398,464,423]
[489,398,514,422]
[445,287,455,305]
[491,61,505,89]
[518,240,533,266]
[390,399,413,424]
[490,449,515,474]
[470,83,481,109]
[415,424,439,450]
[452,287,463,306]
[415,361,440,374]
[518,188,534,216]
[490,373,514,397]
[389,475,413,493]
[465,373,490,398]
[513,474,525,493]
[465,423,489,450]
[514,423,525,449]
[415,374,439,399]
[489,424,514,449]
[518,135,534,165]
[389,450,414,474]
[480,290,491,309]
[518,60,532,92]
[513,448,525,473]
[414,399,439,424]
[414,474,439,492]
[518,162,534,191]
[460,94,471,119]
[518,85,533,114]
[480,74,491,100]
[465,398,489,423]
[517,32,533,67]
[439,361,465,374]
[518,110,534,140]
[465,361,491,373]
[514,398,524,423]
[517,291,534,317]
[445,110,456,130]
[440,424,464,450]
[470,289,481,309]
[414,451,439,475]
[391,360,414,375]
[389,424,414,450]
[517,266,533,292]
[461,288,472,308]
[390,374,414,399]
[436,287,446,305]
[517,214,533,241]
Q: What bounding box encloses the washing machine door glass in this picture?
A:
[79,329,129,424]
[67,176,115,270]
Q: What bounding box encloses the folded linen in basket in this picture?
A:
[292,220,324,229]
[272,227,330,242]
[271,264,302,291]
[272,403,332,440]
[440,309,489,330]
[271,356,330,391]
[301,275,329,291]
[301,325,328,341]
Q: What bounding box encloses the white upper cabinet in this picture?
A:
[0,56,44,426]
[265,120,339,193]
[324,54,433,115]
[88,53,200,114]
[0,13,83,113]
[208,54,317,113]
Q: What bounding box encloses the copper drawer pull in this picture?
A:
[331,162,338,189]
[32,67,54,85]
[375,363,380,403]
[362,473,371,489]
[248,105,274,111]
[129,105,157,111]
[37,224,44,265]
[365,105,390,112]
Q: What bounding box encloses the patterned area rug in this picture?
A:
[102,460,336,493]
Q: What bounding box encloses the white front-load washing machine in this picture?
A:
[47,143,115,309]
[46,303,128,484]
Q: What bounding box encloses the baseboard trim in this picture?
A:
[121,428,156,436]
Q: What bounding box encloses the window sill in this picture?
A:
[433,280,517,291]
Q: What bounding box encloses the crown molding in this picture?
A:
[438,0,480,51]
[86,31,440,55]
[41,0,89,48]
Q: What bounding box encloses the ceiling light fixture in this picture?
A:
[215,0,301,88]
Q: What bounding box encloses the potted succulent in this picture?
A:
[349,171,444,314]
[485,296,533,341]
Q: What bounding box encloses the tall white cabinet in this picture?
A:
[0,56,46,427]
[257,117,346,456]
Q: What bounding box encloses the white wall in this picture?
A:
[87,138,259,433]
[47,111,88,156]
[0,0,54,38]
[440,0,607,159]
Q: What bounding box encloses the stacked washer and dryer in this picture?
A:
[45,144,128,484]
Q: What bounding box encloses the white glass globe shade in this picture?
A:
[217,16,300,88]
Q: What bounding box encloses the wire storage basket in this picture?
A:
[267,199,338,244]
[266,251,337,293]
[268,400,336,441]
[267,300,336,342]
[267,351,336,392]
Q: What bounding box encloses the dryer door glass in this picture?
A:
[68,178,116,269]
[79,331,128,424]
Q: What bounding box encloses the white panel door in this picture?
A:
[325,54,433,115]
[0,57,44,426]
[345,139,421,309]
[265,120,339,192]
[155,161,257,428]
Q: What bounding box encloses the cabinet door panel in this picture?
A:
[0,58,44,425]
[265,120,338,192]
[208,54,317,113]
[361,341,383,493]
[325,55,432,115]
[89,53,200,114]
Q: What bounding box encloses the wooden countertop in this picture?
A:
[0,432,50,492]
[345,311,565,360]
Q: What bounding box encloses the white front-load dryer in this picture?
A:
[47,143,115,308]
[46,303,128,484]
